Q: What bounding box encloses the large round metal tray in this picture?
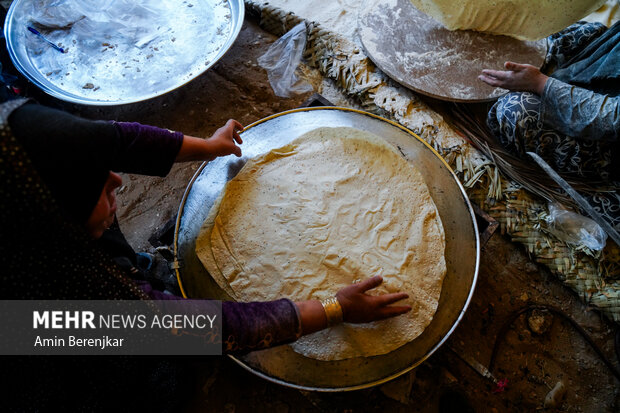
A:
[4,0,244,105]
[174,107,480,391]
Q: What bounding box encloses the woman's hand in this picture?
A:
[175,119,244,162]
[296,275,411,335]
[205,119,244,158]
[336,275,411,323]
[479,61,549,95]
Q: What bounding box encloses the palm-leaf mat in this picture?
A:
[245,0,620,322]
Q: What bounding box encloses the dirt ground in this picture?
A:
[42,17,619,413]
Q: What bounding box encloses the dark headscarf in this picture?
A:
[0,98,146,300]
[8,102,112,223]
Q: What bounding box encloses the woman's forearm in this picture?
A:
[295,300,328,335]
[174,135,217,162]
[175,119,243,162]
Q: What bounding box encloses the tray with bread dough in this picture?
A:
[174,107,480,390]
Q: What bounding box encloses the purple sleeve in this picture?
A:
[222,299,303,353]
[110,122,184,176]
[135,280,185,300]
[136,281,303,353]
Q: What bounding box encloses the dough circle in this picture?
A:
[196,127,447,360]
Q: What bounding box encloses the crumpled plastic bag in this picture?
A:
[258,22,313,98]
[545,202,607,251]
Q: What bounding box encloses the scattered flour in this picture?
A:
[255,0,361,39]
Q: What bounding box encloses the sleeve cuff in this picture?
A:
[286,298,304,340]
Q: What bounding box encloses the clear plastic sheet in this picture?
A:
[257,22,313,98]
[545,202,607,251]
[16,0,233,101]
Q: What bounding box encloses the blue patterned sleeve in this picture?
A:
[544,22,607,70]
[540,77,620,141]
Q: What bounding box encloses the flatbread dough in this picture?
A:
[196,127,446,360]
[410,0,607,40]
[197,193,239,300]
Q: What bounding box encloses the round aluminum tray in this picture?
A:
[174,107,480,391]
[4,0,244,105]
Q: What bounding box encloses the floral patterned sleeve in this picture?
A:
[540,77,620,142]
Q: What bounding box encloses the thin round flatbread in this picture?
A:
[196,127,446,360]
